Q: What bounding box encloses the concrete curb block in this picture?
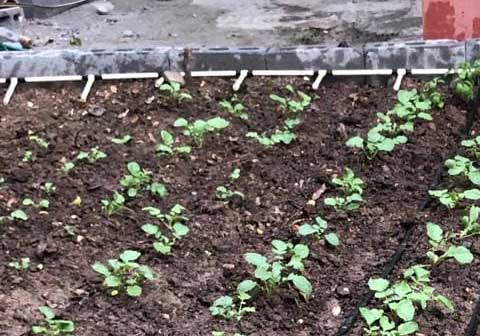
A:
[265,45,364,70]
[0,40,479,79]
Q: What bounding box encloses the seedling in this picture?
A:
[120,162,152,197]
[230,168,241,181]
[101,192,125,216]
[422,78,445,109]
[392,89,434,124]
[444,155,480,185]
[460,205,480,238]
[156,130,192,156]
[29,135,49,149]
[174,117,230,146]
[150,182,168,199]
[32,306,75,335]
[92,250,154,297]
[364,265,454,335]
[159,82,192,102]
[23,198,49,209]
[325,167,364,212]
[298,216,340,246]
[426,222,474,265]
[246,128,297,148]
[270,85,311,115]
[453,61,480,101]
[215,186,244,200]
[23,150,33,162]
[61,161,75,174]
[8,257,30,270]
[8,209,28,221]
[76,147,107,163]
[112,135,132,144]
[462,136,480,160]
[41,182,56,195]
[346,129,407,159]
[220,96,249,120]
[143,204,188,229]
[210,280,257,321]
[428,188,480,209]
[244,240,312,298]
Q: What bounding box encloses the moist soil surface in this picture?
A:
[0,77,476,336]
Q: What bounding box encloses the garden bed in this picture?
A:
[0,77,477,336]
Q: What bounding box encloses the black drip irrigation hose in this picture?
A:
[336,87,480,336]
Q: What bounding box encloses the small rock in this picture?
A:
[87,106,106,117]
[92,1,114,15]
[161,314,170,320]
[332,305,342,316]
[222,264,235,270]
[163,71,185,85]
[336,286,351,297]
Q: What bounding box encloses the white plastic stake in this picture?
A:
[233,70,248,91]
[332,69,393,76]
[252,70,315,76]
[101,72,159,80]
[410,68,454,75]
[0,78,7,84]
[393,69,406,91]
[3,78,18,105]
[24,75,82,83]
[190,71,237,77]
[155,77,165,88]
[80,74,95,102]
[312,70,328,90]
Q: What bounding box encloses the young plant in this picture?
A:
[210,280,257,321]
[270,85,311,115]
[462,136,480,160]
[422,78,445,109]
[101,192,125,216]
[244,240,312,298]
[230,168,241,181]
[173,117,230,146]
[426,222,474,265]
[460,205,480,238]
[75,147,107,163]
[92,250,154,297]
[40,182,56,195]
[360,307,418,336]
[143,204,188,227]
[112,135,132,144]
[215,186,244,200]
[156,130,192,156]
[61,161,75,174]
[346,129,407,159]
[444,155,480,185]
[325,167,364,211]
[246,128,297,148]
[23,150,33,162]
[32,306,75,335]
[159,82,192,102]
[298,216,340,246]
[8,209,28,221]
[8,257,30,270]
[220,96,249,120]
[453,61,480,102]
[120,162,152,197]
[29,135,49,150]
[428,188,480,209]
[23,198,49,209]
[142,217,189,255]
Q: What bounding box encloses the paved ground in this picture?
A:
[7,0,422,49]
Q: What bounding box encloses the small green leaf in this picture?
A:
[92,262,110,276]
[127,285,142,297]
[10,209,28,221]
[173,223,189,237]
[394,299,415,322]
[298,224,317,236]
[174,118,189,127]
[397,321,419,335]
[325,233,340,246]
[426,222,443,243]
[237,279,257,293]
[436,294,455,312]
[105,275,121,287]
[39,306,55,320]
[445,246,474,264]
[141,224,159,236]
[359,307,384,326]
[244,253,268,267]
[346,136,364,148]
[464,189,480,200]
[368,278,390,292]
[112,135,132,144]
[120,250,141,262]
[288,274,312,296]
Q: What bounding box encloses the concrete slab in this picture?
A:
[13,0,422,50]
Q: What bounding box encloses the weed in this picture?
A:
[92,250,154,297]
[32,306,75,335]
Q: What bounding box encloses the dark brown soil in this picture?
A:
[0,77,474,336]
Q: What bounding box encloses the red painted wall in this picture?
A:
[424,0,480,40]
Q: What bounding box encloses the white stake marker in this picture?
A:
[3,78,18,106]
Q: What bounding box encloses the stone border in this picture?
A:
[0,40,480,79]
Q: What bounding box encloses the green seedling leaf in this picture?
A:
[397,321,419,335]
[359,307,384,326]
[445,246,474,264]
[39,306,55,320]
[325,233,340,246]
[127,285,142,297]
[368,278,390,292]
[287,274,312,297]
[112,135,132,144]
[120,250,141,262]
[92,262,110,276]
